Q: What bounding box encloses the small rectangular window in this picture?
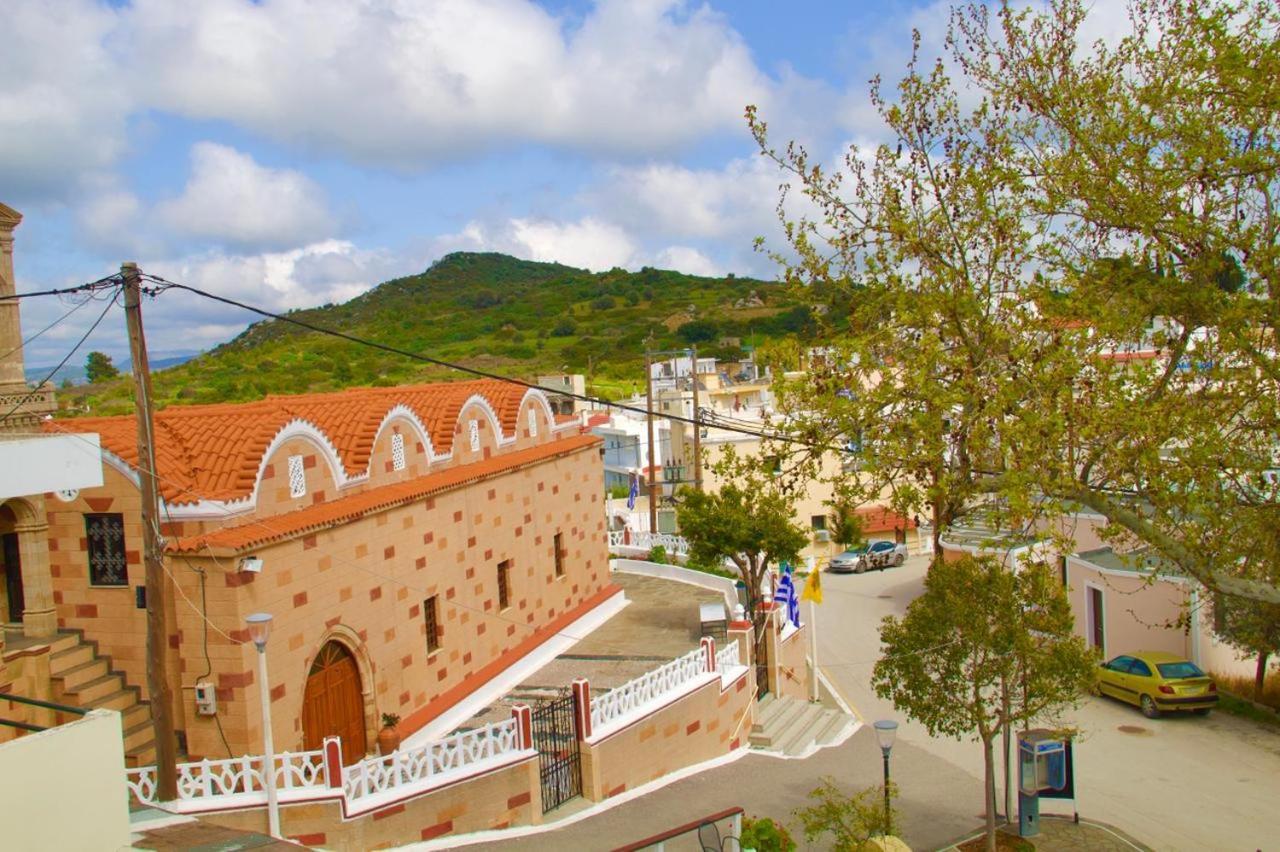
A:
[424,595,440,654]
[497,560,511,610]
[85,513,128,586]
[811,515,826,531]
[554,533,565,577]
[391,433,406,471]
[288,454,306,498]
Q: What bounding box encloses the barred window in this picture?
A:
[288,454,306,498]
[424,595,440,654]
[469,420,480,452]
[85,513,128,586]
[528,408,538,437]
[554,532,565,578]
[391,433,406,471]
[497,560,512,610]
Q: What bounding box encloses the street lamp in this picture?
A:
[873,719,899,836]
[245,612,280,839]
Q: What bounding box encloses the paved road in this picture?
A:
[817,555,1280,852]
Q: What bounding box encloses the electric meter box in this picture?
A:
[194,680,217,716]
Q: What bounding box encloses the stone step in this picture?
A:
[122,703,150,730]
[54,657,110,692]
[750,698,806,742]
[49,642,94,675]
[90,688,138,713]
[48,632,81,655]
[124,719,155,753]
[69,673,124,704]
[127,743,156,769]
[774,703,827,755]
[816,710,855,745]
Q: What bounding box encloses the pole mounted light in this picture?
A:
[245,612,280,838]
[873,719,898,836]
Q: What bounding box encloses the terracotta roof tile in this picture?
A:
[46,379,548,505]
[167,433,600,554]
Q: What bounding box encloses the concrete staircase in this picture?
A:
[749,694,855,758]
[48,631,156,767]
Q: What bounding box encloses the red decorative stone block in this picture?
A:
[292,591,308,608]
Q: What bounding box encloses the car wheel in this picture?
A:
[893,553,905,566]
[854,560,866,574]
[1193,708,1212,717]
[1140,694,1161,719]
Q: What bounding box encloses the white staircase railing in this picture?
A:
[714,639,741,673]
[590,646,708,732]
[606,530,690,558]
[342,718,520,805]
[126,749,326,806]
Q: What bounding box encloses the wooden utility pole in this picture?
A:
[645,351,657,534]
[122,263,178,801]
[689,346,702,491]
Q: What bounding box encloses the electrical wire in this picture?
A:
[140,273,842,454]
[0,294,95,364]
[0,275,121,301]
[0,286,120,427]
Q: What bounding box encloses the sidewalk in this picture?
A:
[943,816,1151,851]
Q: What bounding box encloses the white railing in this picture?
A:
[343,718,520,806]
[590,646,709,732]
[126,749,326,806]
[607,530,690,557]
[715,639,741,673]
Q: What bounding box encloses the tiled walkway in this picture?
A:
[130,820,304,851]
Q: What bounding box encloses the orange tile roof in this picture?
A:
[45,379,545,504]
[858,505,916,533]
[166,433,601,554]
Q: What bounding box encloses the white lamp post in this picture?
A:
[873,719,899,835]
[245,612,280,839]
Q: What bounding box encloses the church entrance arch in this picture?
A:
[302,640,367,764]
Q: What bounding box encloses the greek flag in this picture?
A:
[773,562,800,628]
[626,473,639,510]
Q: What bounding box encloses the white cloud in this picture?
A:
[437,217,639,272]
[655,246,720,276]
[156,143,334,250]
[600,157,780,240]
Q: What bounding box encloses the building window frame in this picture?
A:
[85,513,128,587]
[391,433,406,471]
[554,532,565,578]
[288,454,306,498]
[497,559,512,611]
[424,595,440,655]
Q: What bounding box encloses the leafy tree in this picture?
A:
[793,778,895,850]
[590,295,616,311]
[739,816,796,852]
[827,502,867,550]
[677,447,808,674]
[550,318,577,337]
[872,556,1095,852]
[84,351,120,383]
[749,0,1280,606]
[676,319,718,344]
[1212,596,1280,703]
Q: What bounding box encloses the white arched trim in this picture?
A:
[518,388,558,435]
[367,405,440,474]
[456,395,511,446]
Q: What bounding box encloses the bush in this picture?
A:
[551,318,577,337]
[740,816,796,852]
[590,295,617,310]
[647,545,668,564]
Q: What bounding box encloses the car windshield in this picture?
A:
[840,547,868,557]
[1156,661,1205,679]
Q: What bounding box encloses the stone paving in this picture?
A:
[129,819,304,851]
[460,572,726,728]
[946,816,1152,851]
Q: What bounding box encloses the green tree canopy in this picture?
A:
[84,351,120,384]
[872,556,1095,851]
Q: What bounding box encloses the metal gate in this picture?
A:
[531,691,582,812]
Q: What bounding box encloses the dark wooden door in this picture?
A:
[2,533,23,623]
[302,642,366,764]
[1088,586,1105,652]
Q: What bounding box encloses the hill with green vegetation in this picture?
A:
[62,252,813,416]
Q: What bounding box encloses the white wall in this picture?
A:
[0,433,103,500]
[0,708,130,851]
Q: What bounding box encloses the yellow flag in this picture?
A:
[800,566,823,604]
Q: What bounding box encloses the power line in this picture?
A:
[0,275,123,302]
[0,286,120,427]
[0,291,97,363]
[141,273,840,454]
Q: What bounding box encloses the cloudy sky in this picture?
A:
[3,0,1125,367]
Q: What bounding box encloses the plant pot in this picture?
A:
[377,725,400,755]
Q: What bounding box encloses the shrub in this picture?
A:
[590,295,617,310]
[740,816,796,852]
[647,545,668,564]
[551,318,577,337]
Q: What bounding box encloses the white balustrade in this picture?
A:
[590,646,709,732]
[342,718,520,805]
[714,639,740,673]
[606,530,691,558]
[127,750,326,806]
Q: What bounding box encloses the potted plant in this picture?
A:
[378,712,401,755]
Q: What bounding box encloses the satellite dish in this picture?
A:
[55,489,79,503]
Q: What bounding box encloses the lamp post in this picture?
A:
[873,719,898,836]
[245,612,280,839]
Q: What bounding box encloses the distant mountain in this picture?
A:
[59,253,814,416]
[27,350,201,387]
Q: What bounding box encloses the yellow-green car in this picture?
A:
[1097,651,1218,718]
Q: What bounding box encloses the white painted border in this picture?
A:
[401,590,630,747]
[370,405,441,468]
[611,558,738,612]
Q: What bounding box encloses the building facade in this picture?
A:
[42,380,614,762]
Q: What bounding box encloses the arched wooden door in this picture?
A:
[302,641,367,764]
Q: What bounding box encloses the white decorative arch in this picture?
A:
[367,404,440,475]
[518,388,557,436]
[250,418,349,497]
[456,394,510,447]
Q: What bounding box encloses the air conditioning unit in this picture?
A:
[813,530,831,543]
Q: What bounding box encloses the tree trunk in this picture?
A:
[982,734,998,852]
[1256,651,1270,702]
[1001,677,1012,824]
